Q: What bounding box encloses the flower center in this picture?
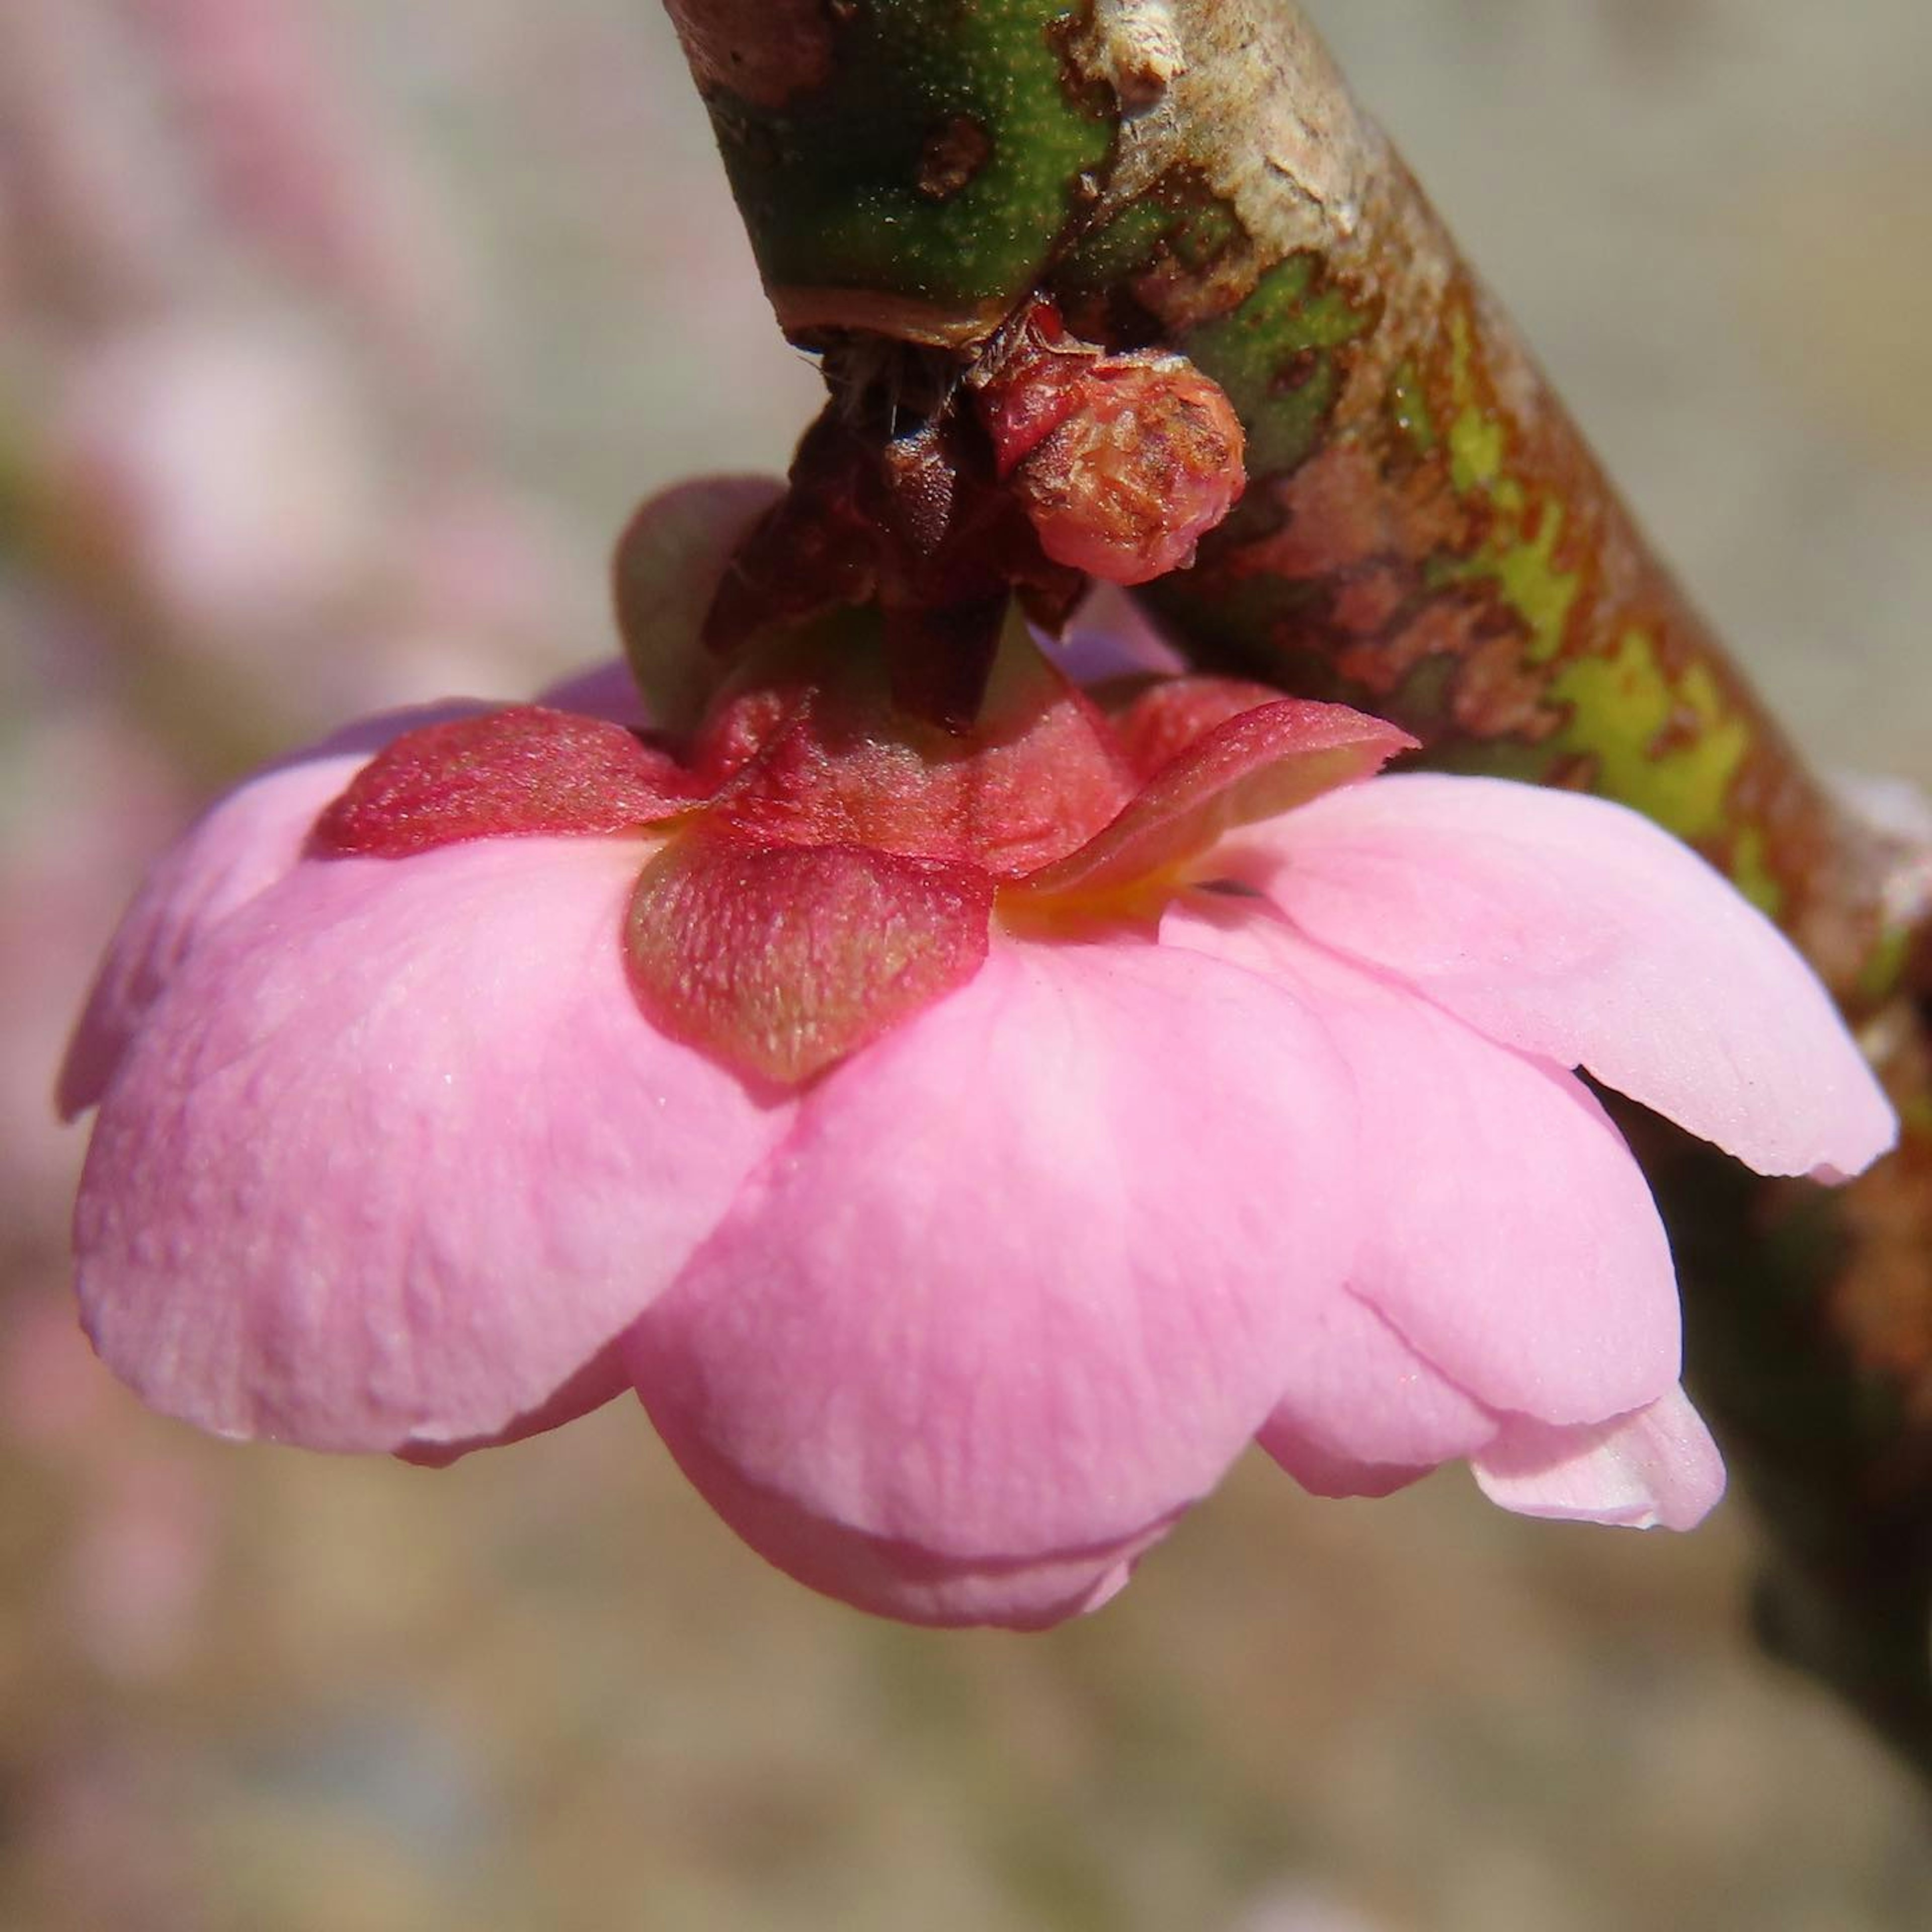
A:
[312,602,1413,1084]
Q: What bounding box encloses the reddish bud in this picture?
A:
[1005,356,1247,585]
[969,306,1246,588]
[973,313,1096,477]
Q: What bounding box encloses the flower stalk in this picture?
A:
[666,0,1932,1764]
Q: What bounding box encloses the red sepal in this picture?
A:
[1019,700,1415,903]
[625,828,994,1085]
[313,705,701,857]
[1098,674,1298,781]
[702,624,1134,879]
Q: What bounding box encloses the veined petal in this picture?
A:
[1236,773,1896,1179]
[1472,1384,1725,1530]
[652,1421,1168,1629]
[1256,1434,1434,1503]
[58,700,484,1117]
[1166,902,1681,1424]
[74,835,789,1453]
[629,938,1359,1585]
[1256,1291,1498,1492]
[397,1342,633,1468]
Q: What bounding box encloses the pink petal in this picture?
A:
[1472,1384,1725,1530]
[1257,1432,1434,1503]
[628,937,1359,1623]
[394,1342,632,1468]
[653,1421,1168,1629]
[1256,1291,1498,1493]
[1166,904,1681,1423]
[58,700,482,1117]
[1238,773,1896,1179]
[74,835,789,1453]
[1039,582,1186,683]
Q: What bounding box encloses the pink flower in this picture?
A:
[63,482,1896,1629]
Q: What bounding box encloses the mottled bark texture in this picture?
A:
[665,0,1932,1770]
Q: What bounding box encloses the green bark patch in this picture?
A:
[705,0,1110,330]
[1443,492,1579,669]
[1049,168,1245,304]
[1553,630,1752,848]
[1174,256,1375,479]
[1386,358,1437,454]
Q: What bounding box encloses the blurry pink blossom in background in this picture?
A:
[52,324,388,636]
[59,485,1895,1630]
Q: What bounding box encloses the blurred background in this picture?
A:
[3,3,1929,1927]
